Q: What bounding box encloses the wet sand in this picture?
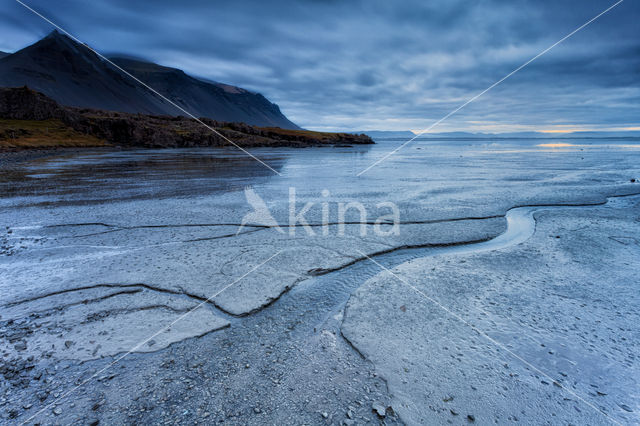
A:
[1,140,639,424]
[0,147,105,167]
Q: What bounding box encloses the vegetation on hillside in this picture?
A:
[0,119,109,148]
[0,87,373,149]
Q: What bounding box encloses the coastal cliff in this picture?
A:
[0,87,373,149]
[0,30,300,129]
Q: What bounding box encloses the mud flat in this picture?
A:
[1,141,639,424]
[343,195,640,424]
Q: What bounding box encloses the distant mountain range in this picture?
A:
[359,130,640,139]
[0,31,299,129]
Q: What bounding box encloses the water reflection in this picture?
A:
[1,137,638,209]
[0,148,289,204]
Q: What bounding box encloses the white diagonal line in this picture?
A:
[357,0,625,176]
[15,0,282,176]
[354,249,620,425]
[22,250,283,425]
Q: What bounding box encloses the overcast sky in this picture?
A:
[1,0,638,132]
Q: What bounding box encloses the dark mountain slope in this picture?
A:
[0,31,169,114]
[0,87,372,149]
[109,57,299,129]
[0,31,299,129]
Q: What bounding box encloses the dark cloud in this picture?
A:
[1,0,638,131]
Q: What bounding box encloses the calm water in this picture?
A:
[2,137,640,225]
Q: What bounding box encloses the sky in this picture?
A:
[1,0,639,132]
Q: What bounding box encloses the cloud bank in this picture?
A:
[2,0,638,132]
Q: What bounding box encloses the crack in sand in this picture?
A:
[308,237,495,276]
[10,193,640,319]
[49,214,506,236]
[6,192,639,355]
[22,288,144,318]
[82,304,199,323]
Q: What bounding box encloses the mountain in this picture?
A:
[529,131,640,138]
[107,57,298,129]
[431,131,640,139]
[0,51,8,59]
[363,130,640,139]
[0,87,372,149]
[0,31,299,129]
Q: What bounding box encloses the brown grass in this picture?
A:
[258,127,351,139]
[0,119,109,148]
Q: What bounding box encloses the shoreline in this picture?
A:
[0,147,96,167]
[1,88,374,150]
[0,142,371,168]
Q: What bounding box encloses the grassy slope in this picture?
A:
[0,119,369,149]
[258,127,358,140]
[0,119,109,148]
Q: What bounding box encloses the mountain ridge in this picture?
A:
[0,87,372,149]
[0,31,299,129]
[356,130,640,139]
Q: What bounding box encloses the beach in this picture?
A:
[1,139,640,424]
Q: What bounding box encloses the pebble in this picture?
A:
[92,399,105,411]
[97,373,117,382]
[372,403,386,418]
[53,407,62,415]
